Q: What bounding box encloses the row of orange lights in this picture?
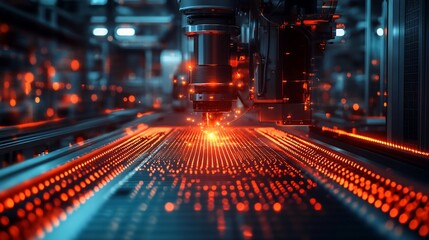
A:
[131,128,327,238]
[0,127,170,239]
[257,128,429,238]
[321,126,429,157]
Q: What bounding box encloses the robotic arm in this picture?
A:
[178,0,338,126]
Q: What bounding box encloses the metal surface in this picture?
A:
[1,121,428,239]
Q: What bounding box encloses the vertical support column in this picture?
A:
[387,0,405,143]
[419,0,429,150]
[364,0,372,116]
[379,0,387,116]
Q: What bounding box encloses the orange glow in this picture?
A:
[9,99,16,107]
[257,127,429,238]
[70,94,79,104]
[128,95,135,103]
[24,72,34,95]
[76,136,85,146]
[194,203,202,211]
[52,82,60,91]
[273,202,282,212]
[321,126,429,157]
[254,203,262,211]
[0,23,10,33]
[35,97,40,103]
[46,108,54,117]
[90,94,98,102]
[236,202,246,212]
[24,72,34,82]
[4,198,14,209]
[123,97,128,102]
[164,202,175,212]
[352,103,360,111]
[314,203,322,211]
[70,59,80,71]
[303,19,328,25]
[48,66,56,77]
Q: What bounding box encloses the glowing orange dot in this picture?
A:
[273,202,282,212]
[352,103,360,111]
[70,59,80,71]
[314,203,322,211]
[0,203,3,213]
[91,94,98,102]
[9,99,16,107]
[399,213,409,224]
[194,203,202,211]
[46,108,54,117]
[123,97,128,102]
[35,97,40,103]
[164,202,174,212]
[17,209,25,218]
[419,226,429,237]
[409,219,419,230]
[236,202,246,212]
[48,66,56,77]
[60,193,68,202]
[70,94,79,104]
[4,198,14,209]
[128,95,135,103]
[52,82,60,91]
[1,216,9,226]
[9,225,20,238]
[243,229,253,238]
[254,203,262,211]
[24,72,34,82]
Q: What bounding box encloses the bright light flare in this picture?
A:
[376,27,384,37]
[116,27,135,36]
[92,27,108,36]
[336,28,345,37]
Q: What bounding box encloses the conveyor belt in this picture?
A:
[1,127,428,239]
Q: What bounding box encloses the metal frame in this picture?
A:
[387,0,405,142]
[419,0,429,150]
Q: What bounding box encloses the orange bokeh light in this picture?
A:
[164,202,175,212]
[70,94,79,104]
[52,82,60,91]
[46,108,54,117]
[128,95,135,103]
[9,99,16,107]
[70,59,80,71]
[91,94,98,102]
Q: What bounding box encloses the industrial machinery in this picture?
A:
[172,62,191,111]
[178,0,338,125]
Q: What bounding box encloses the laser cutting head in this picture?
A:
[179,0,239,115]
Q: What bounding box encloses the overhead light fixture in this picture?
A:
[92,27,108,36]
[376,27,384,37]
[336,28,345,37]
[90,0,107,5]
[116,27,135,36]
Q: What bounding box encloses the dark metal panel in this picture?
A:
[419,0,429,151]
[387,0,405,142]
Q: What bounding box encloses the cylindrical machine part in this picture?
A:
[196,34,230,65]
[179,0,238,113]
